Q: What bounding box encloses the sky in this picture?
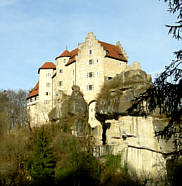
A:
[0,0,181,90]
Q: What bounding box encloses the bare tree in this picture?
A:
[0,89,28,131]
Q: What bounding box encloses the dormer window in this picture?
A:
[106,50,109,55]
[118,54,123,58]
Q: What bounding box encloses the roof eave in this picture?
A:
[65,60,76,66]
[38,67,56,74]
[105,55,128,63]
[26,94,39,100]
[55,56,70,60]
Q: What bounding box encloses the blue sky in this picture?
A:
[0,0,181,90]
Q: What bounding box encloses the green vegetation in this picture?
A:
[0,122,141,186]
[27,128,56,186]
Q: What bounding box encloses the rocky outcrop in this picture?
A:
[61,85,88,119]
[96,62,152,121]
[92,62,176,178]
[93,116,167,177]
[49,85,89,135]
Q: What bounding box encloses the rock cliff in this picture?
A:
[49,85,89,135]
[96,62,152,121]
[93,62,175,177]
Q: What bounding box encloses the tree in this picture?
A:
[130,0,181,155]
[27,128,56,186]
[153,0,182,150]
[0,91,10,134]
[6,89,28,128]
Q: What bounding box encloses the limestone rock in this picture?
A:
[96,66,152,121]
[49,86,89,135]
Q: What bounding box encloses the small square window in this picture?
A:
[59,81,62,86]
[88,72,94,78]
[46,73,51,77]
[45,92,49,95]
[59,69,63,73]
[89,59,93,65]
[88,85,93,91]
[44,100,49,104]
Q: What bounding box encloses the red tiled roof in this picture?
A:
[99,41,128,62]
[65,48,78,66]
[70,48,78,56]
[27,82,39,99]
[55,50,71,59]
[38,62,56,73]
[56,40,127,66]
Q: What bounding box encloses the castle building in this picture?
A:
[27,32,128,127]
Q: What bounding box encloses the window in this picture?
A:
[59,69,63,73]
[46,73,51,77]
[64,59,66,63]
[45,92,49,95]
[89,50,92,54]
[88,85,93,91]
[106,50,109,55]
[97,59,99,63]
[59,81,62,86]
[44,100,49,104]
[105,76,112,81]
[89,59,93,65]
[107,77,112,80]
[88,72,94,78]
[46,82,50,87]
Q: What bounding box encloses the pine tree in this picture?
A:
[28,128,56,185]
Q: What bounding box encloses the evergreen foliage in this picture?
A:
[27,128,56,186]
[130,0,182,158]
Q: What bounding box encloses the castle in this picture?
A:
[27,33,169,176]
[27,32,128,127]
